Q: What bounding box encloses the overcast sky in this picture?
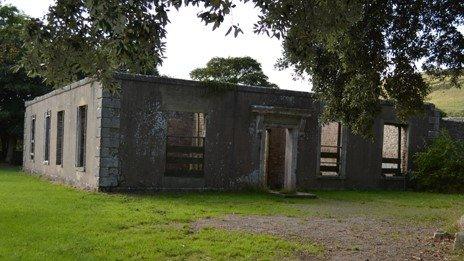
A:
[4,0,312,92]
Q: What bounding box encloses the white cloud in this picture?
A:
[4,0,52,18]
[4,0,312,92]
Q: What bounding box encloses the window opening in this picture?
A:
[165,112,206,177]
[320,122,342,176]
[44,111,51,163]
[382,123,408,177]
[30,116,36,160]
[76,106,87,168]
[56,111,65,165]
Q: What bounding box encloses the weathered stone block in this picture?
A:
[100,147,119,158]
[100,157,119,168]
[101,137,120,148]
[99,167,119,178]
[100,107,120,118]
[96,106,102,119]
[102,98,121,109]
[453,232,464,252]
[433,230,450,240]
[101,127,120,138]
[428,130,439,138]
[99,176,118,187]
[92,166,101,178]
[101,117,120,128]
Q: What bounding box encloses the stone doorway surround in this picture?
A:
[251,105,312,192]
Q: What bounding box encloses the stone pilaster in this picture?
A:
[427,105,441,139]
[95,83,121,189]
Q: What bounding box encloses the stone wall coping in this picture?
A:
[25,77,98,107]
[24,73,439,111]
[114,73,316,98]
[443,117,464,123]
[251,105,314,116]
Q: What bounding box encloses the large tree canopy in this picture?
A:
[20,0,463,136]
[258,0,463,134]
[0,4,52,163]
[190,56,278,88]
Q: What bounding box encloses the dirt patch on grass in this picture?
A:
[192,215,454,260]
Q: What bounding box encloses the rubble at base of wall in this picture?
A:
[460,215,464,231]
[453,215,464,252]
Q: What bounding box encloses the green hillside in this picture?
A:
[424,75,464,117]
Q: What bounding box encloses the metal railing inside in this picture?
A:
[320,145,341,176]
[165,136,205,178]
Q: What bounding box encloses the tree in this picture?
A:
[20,0,463,136]
[190,56,278,88]
[255,0,463,135]
[0,4,52,163]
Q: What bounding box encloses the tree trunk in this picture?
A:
[0,135,7,162]
[5,136,16,164]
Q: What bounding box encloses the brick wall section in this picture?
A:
[96,86,121,189]
[441,117,464,141]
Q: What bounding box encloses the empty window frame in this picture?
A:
[30,115,36,160]
[44,111,51,163]
[165,112,206,177]
[320,122,343,176]
[381,123,408,177]
[76,105,87,168]
[56,110,65,166]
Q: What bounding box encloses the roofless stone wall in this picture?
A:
[441,117,464,141]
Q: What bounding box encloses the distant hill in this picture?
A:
[424,74,464,117]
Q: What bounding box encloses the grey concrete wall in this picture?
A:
[23,79,102,189]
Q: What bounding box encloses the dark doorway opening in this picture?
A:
[265,127,286,190]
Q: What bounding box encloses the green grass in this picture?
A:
[1,167,464,259]
[424,74,464,117]
[427,87,464,117]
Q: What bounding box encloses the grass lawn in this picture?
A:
[1,167,463,259]
[424,74,464,117]
[427,87,464,117]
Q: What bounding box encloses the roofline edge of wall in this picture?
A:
[25,77,99,107]
[114,73,315,98]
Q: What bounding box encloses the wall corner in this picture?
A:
[95,83,121,189]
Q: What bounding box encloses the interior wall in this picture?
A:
[266,127,286,190]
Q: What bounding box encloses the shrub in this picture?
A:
[412,132,464,193]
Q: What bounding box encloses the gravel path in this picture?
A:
[192,215,454,260]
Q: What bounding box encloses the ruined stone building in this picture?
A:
[23,74,454,191]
